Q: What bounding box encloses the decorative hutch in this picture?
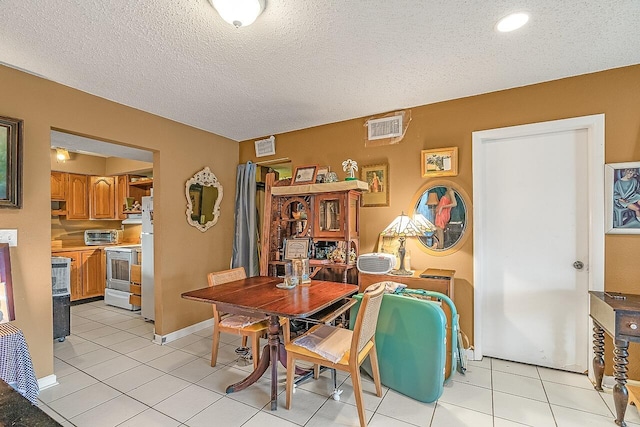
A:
[259,172,368,283]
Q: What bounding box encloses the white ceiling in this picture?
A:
[2,1,639,142]
[50,131,154,162]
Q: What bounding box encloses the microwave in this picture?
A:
[84,229,123,245]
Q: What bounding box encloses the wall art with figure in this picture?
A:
[361,164,389,207]
[606,162,640,234]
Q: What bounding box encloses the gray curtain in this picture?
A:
[232,162,259,276]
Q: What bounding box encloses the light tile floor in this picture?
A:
[38,300,640,426]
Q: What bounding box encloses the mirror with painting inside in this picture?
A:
[186,167,223,232]
[412,180,470,255]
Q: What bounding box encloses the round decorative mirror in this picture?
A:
[411,180,471,256]
[186,167,223,232]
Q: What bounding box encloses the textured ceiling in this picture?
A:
[1,1,639,142]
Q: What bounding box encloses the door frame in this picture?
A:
[472,114,605,373]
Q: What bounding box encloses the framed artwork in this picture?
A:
[0,243,15,323]
[315,166,329,183]
[421,147,458,178]
[361,163,389,207]
[284,238,310,259]
[0,116,23,209]
[291,164,318,185]
[605,162,640,234]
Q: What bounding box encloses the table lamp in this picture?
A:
[381,212,423,276]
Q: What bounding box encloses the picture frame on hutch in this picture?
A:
[361,163,389,207]
[421,147,458,178]
[605,161,640,234]
[291,165,318,185]
[0,116,23,209]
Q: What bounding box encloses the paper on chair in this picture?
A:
[293,325,353,363]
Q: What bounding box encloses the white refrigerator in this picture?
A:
[141,196,155,320]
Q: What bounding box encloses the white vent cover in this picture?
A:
[367,116,403,140]
[255,136,276,157]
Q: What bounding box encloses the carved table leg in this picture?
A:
[268,315,280,410]
[225,345,270,393]
[613,339,629,427]
[593,323,605,391]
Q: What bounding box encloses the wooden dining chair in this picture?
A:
[208,267,270,369]
[284,283,385,427]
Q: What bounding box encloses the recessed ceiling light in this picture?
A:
[496,12,529,32]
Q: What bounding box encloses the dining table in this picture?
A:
[181,275,359,410]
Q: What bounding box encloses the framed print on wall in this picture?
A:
[291,164,318,185]
[0,116,23,208]
[361,163,389,207]
[605,161,640,234]
[421,147,458,178]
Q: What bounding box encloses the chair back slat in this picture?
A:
[208,267,246,287]
[352,282,385,354]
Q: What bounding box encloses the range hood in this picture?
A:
[122,214,142,225]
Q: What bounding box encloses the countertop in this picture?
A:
[0,379,61,426]
[51,242,141,252]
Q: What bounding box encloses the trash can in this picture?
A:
[51,257,71,342]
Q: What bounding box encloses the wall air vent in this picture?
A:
[367,115,403,140]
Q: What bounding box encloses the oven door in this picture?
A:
[106,250,135,292]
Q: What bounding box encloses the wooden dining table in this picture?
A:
[181,276,359,410]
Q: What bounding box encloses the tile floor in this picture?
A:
[38,299,640,426]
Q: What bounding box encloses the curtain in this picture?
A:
[232,162,259,276]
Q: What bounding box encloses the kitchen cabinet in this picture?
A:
[52,248,104,301]
[50,171,67,201]
[115,174,153,216]
[89,176,116,219]
[66,174,89,220]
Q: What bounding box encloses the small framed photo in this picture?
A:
[291,164,318,185]
[361,164,389,207]
[284,238,310,259]
[0,243,15,323]
[315,166,329,183]
[0,116,23,208]
[605,162,640,234]
[421,147,458,178]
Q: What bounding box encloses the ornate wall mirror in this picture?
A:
[186,167,223,232]
[411,179,471,256]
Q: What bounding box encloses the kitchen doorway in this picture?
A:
[472,115,604,373]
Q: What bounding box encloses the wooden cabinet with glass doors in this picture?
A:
[259,172,367,283]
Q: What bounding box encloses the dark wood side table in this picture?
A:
[589,291,640,427]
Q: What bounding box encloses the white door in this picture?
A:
[473,115,604,373]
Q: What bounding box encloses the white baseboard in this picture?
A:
[153,318,214,345]
[466,348,476,361]
[38,374,58,390]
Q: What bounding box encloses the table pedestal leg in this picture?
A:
[613,339,629,427]
[592,323,605,391]
[268,315,280,410]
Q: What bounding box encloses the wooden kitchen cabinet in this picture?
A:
[53,248,104,301]
[66,174,89,220]
[115,175,153,217]
[116,175,128,219]
[89,176,116,219]
[50,171,67,201]
[81,249,105,298]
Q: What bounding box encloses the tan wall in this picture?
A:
[105,157,152,176]
[50,150,107,175]
[1,64,237,379]
[240,65,640,376]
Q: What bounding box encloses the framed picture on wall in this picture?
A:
[605,161,640,234]
[0,243,15,323]
[0,116,23,209]
[361,163,389,207]
[421,147,458,178]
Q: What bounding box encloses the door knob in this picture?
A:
[573,261,584,270]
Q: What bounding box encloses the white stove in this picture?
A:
[104,245,141,311]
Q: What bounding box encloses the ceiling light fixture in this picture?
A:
[55,147,70,162]
[495,12,529,32]
[209,0,266,28]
